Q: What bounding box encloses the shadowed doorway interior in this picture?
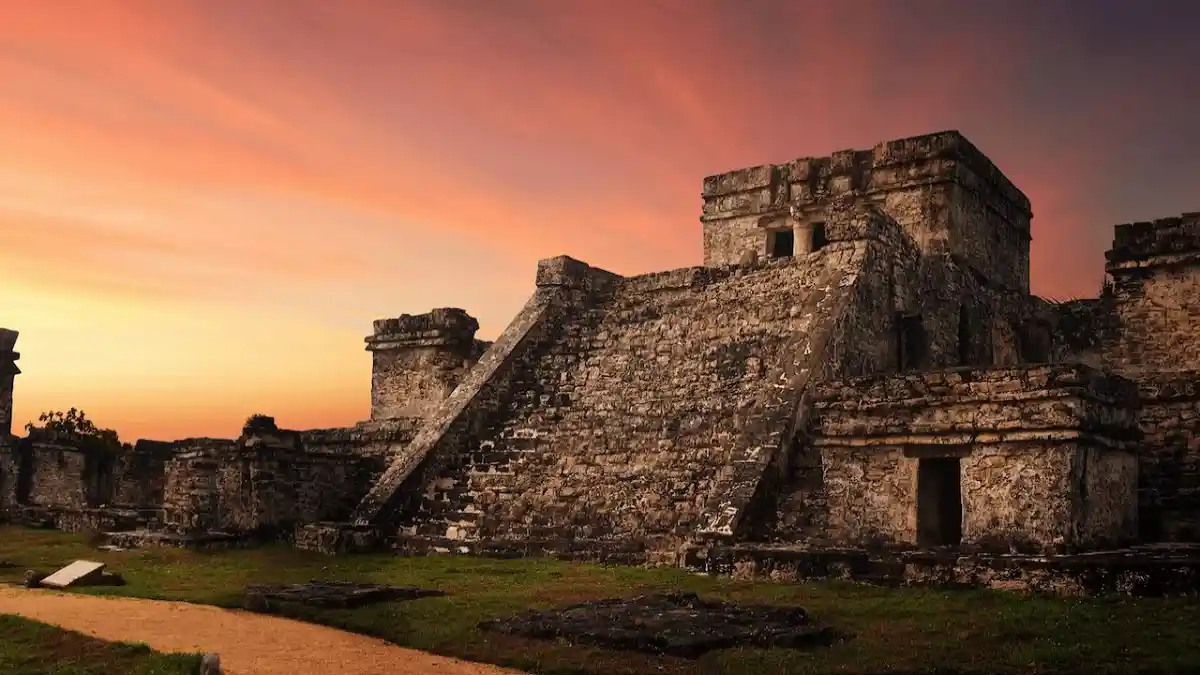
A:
[917,456,962,546]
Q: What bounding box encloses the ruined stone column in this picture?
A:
[793,221,814,256]
[0,329,20,437]
[364,308,489,422]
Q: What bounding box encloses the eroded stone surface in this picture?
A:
[477,593,837,657]
[243,581,445,609]
[686,543,1200,597]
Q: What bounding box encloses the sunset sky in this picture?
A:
[2,0,1197,442]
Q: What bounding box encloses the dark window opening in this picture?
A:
[917,457,962,547]
[897,314,928,371]
[957,305,972,366]
[811,222,828,251]
[770,229,795,258]
[1016,324,1052,363]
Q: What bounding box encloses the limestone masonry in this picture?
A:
[3,130,1199,585]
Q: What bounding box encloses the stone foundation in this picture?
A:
[293,522,382,555]
[685,543,1200,597]
[16,504,158,533]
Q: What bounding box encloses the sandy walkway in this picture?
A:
[0,586,522,675]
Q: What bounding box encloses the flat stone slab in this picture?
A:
[477,592,838,658]
[40,560,106,589]
[244,581,446,609]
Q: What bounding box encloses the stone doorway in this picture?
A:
[916,457,962,546]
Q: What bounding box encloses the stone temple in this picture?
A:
[2,130,1199,590]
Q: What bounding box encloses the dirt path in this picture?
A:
[0,587,522,675]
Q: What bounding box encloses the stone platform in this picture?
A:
[18,505,159,534]
[478,592,837,658]
[684,543,1200,597]
[103,529,256,551]
[244,581,445,610]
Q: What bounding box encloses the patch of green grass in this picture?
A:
[0,612,201,675]
[2,526,1199,674]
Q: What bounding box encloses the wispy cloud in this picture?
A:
[2,0,1196,439]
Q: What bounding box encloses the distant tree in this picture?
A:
[24,408,124,453]
[244,413,276,431]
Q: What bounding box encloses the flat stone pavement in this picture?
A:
[0,587,522,675]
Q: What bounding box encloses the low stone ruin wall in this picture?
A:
[111,440,177,508]
[0,437,18,520]
[0,416,421,539]
[22,441,103,510]
[684,542,1200,598]
[161,432,388,538]
[808,364,1141,553]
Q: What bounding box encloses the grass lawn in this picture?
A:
[2,526,1199,675]
[0,612,201,675]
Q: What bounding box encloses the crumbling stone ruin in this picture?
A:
[478,593,837,657]
[2,130,1198,592]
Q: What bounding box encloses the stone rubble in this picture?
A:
[477,592,838,657]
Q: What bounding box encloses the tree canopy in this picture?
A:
[24,408,124,452]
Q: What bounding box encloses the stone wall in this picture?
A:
[111,440,176,508]
[1045,214,1200,373]
[0,330,22,520]
[160,425,393,536]
[22,441,114,510]
[162,440,231,532]
[808,365,1140,553]
[1044,212,1200,542]
[0,437,17,521]
[700,131,1033,293]
[0,329,18,437]
[1136,373,1200,541]
[1098,213,1200,374]
[11,437,185,515]
[366,308,491,421]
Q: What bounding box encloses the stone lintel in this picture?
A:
[813,429,1136,452]
[812,364,1140,445]
[813,364,1139,407]
[1105,251,1200,274]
